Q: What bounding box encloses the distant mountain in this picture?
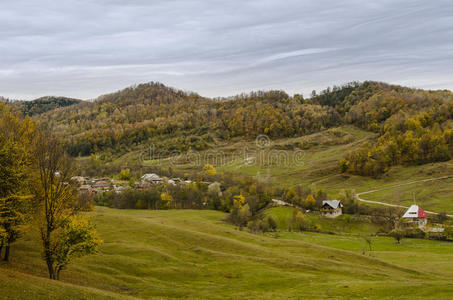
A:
[13,96,83,117]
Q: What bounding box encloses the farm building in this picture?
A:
[79,184,93,193]
[321,200,343,218]
[402,204,428,230]
[141,173,163,184]
[91,178,111,192]
[71,176,88,185]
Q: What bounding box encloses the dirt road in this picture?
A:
[355,176,453,217]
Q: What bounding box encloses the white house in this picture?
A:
[321,200,343,218]
[140,173,163,184]
[402,204,428,230]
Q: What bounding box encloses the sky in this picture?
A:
[1,0,453,100]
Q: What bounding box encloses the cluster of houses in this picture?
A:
[72,173,200,195]
[71,176,124,194]
[135,173,192,189]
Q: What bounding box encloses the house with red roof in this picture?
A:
[402,204,428,230]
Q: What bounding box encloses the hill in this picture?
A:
[15,81,453,213]
[12,96,83,117]
[1,207,452,299]
[36,81,453,169]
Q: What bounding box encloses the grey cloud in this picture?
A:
[1,0,453,99]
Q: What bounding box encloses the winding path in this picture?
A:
[355,176,453,217]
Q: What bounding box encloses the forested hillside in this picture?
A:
[12,96,83,116]
[38,82,340,156]
[28,81,453,177]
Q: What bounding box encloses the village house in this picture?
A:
[135,174,192,189]
[113,185,125,194]
[71,176,88,185]
[91,182,110,192]
[178,179,193,185]
[91,178,111,193]
[135,173,163,189]
[320,200,343,218]
[402,204,428,230]
[170,178,183,184]
[141,173,163,185]
[79,184,93,194]
[135,180,151,189]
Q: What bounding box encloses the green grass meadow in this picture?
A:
[1,207,452,299]
[31,125,453,299]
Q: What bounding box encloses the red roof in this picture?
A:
[418,207,428,218]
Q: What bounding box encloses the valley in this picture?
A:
[2,81,453,299]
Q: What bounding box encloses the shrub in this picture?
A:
[118,169,131,180]
[267,216,278,231]
[402,228,426,239]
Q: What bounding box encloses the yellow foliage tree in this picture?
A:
[304,194,316,209]
[119,168,131,180]
[33,132,100,279]
[53,215,102,279]
[203,164,217,176]
[233,194,246,209]
[160,192,173,209]
[0,103,36,261]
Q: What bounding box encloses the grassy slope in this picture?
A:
[265,207,380,235]
[266,206,453,278]
[1,207,452,299]
[0,269,132,300]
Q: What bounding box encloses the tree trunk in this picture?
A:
[46,258,55,279]
[3,244,10,261]
[0,240,3,258]
[43,235,56,279]
[56,266,63,280]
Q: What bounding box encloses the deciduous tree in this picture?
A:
[0,104,35,261]
[32,132,100,279]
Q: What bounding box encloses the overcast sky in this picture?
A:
[1,0,453,100]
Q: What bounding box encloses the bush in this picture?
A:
[247,216,277,233]
[118,168,131,180]
[291,211,313,231]
[402,228,426,239]
[267,216,277,231]
[229,203,251,227]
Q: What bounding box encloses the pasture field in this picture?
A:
[1,207,452,299]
